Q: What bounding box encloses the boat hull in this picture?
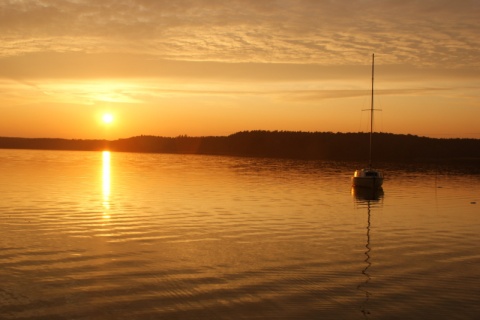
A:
[351,176,384,188]
[352,168,384,188]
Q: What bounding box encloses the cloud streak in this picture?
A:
[1,51,478,83]
[1,0,479,68]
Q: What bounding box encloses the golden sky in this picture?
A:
[1,0,479,139]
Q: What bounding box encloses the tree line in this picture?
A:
[1,131,479,165]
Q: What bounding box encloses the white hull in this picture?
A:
[352,168,384,188]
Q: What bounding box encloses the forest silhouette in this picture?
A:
[1,131,479,166]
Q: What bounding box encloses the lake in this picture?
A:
[1,149,479,319]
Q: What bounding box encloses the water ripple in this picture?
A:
[1,150,480,319]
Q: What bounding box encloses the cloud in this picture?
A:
[1,50,478,86]
[1,0,479,68]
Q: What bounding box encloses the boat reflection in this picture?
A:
[102,151,111,219]
[353,187,383,318]
[352,187,384,203]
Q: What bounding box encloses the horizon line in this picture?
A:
[1,130,479,141]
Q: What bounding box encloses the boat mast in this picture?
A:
[369,53,374,168]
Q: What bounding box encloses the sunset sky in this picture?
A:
[1,0,479,139]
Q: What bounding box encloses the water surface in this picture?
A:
[1,149,479,319]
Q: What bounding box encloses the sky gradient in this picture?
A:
[1,0,479,139]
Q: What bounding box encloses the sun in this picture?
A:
[102,113,114,124]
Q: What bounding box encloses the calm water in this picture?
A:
[1,149,479,319]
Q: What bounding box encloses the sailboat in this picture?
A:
[352,54,384,188]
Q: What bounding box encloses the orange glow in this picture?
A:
[0,1,479,139]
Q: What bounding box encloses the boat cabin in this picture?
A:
[354,169,383,178]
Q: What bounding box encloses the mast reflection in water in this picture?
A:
[353,187,384,318]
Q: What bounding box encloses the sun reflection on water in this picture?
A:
[102,151,111,219]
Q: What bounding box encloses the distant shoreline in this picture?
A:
[1,130,480,166]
